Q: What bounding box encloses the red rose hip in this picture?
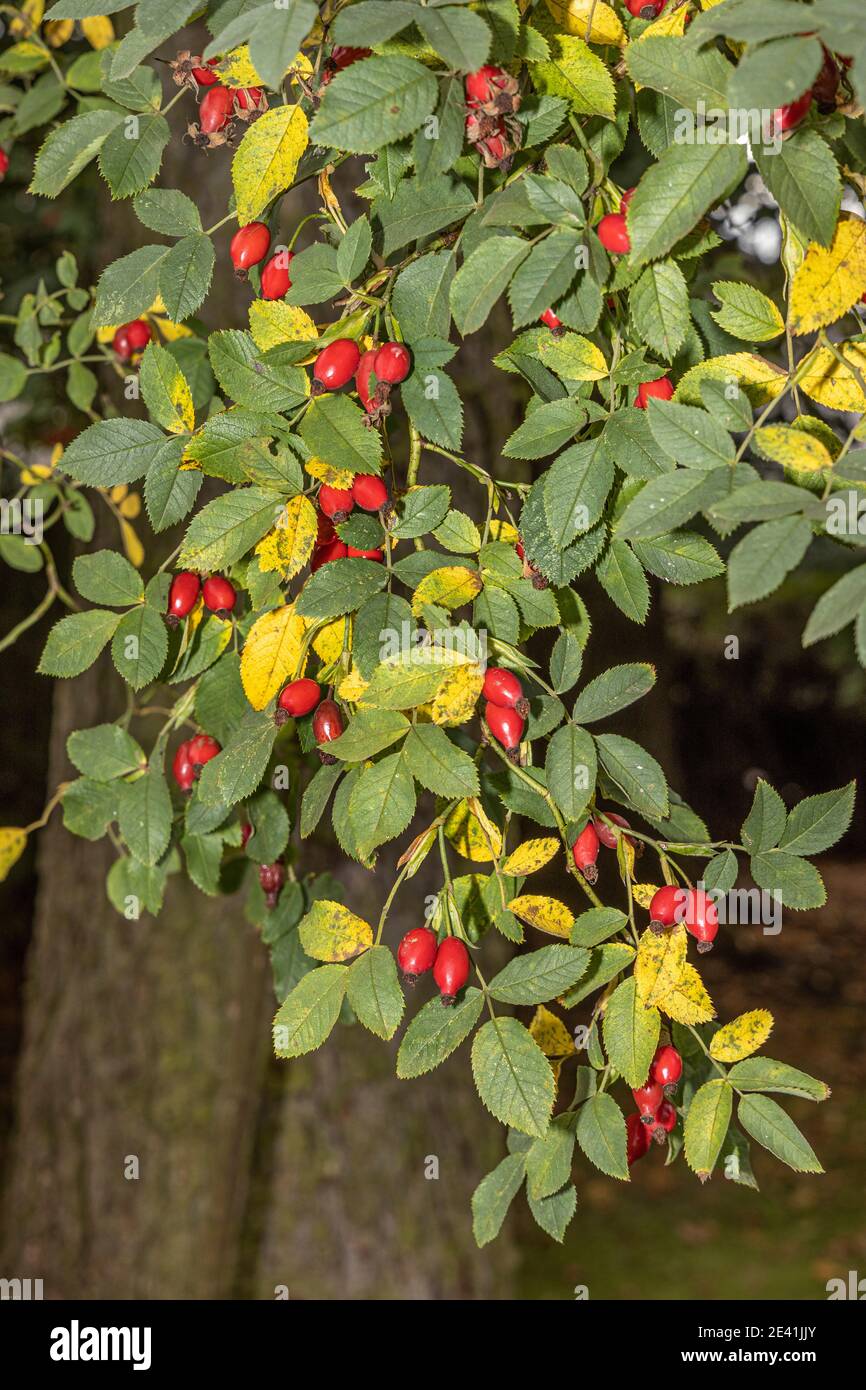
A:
[352,474,388,511]
[276,678,321,724]
[627,1112,650,1166]
[172,740,196,792]
[259,860,286,909]
[636,375,674,408]
[318,484,354,522]
[312,338,361,394]
[597,212,631,255]
[433,936,470,1004]
[572,822,600,883]
[199,85,235,134]
[649,884,685,930]
[482,666,528,717]
[167,571,200,625]
[485,701,525,755]
[632,1080,664,1124]
[683,888,719,952]
[310,539,348,571]
[397,926,438,983]
[260,249,292,300]
[188,734,221,768]
[202,574,236,616]
[230,221,270,278]
[373,341,411,386]
[312,699,343,763]
[650,1044,683,1094]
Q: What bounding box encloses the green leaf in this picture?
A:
[247,0,318,91]
[544,439,614,545]
[503,398,583,460]
[62,778,118,841]
[710,279,784,342]
[508,231,583,328]
[726,1057,830,1104]
[244,790,290,865]
[401,366,464,450]
[38,609,120,678]
[145,445,201,532]
[117,766,172,866]
[741,779,786,853]
[601,977,660,1090]
[595,733,669,820]
[379,174,475,258]
[545,723,597,821]
[779,783,856,856]
[180,487,281,572]
[471,1152,526,1248]
[561,942,635,1007]
[750,848,826,911]
[209,330,307,412]
[67,724,144,781]
[803,566,866,647]
[525,1118,575,1200]
[396,986,484,1078]
[571,663,655,724]
[98,112,170,199]
[390,484,450,540]
[73,550,143,607]
[111,605,168,690]
[402,724,480,798]
[737,1094,823,1173]
[92,244,167,326]
[727,515,813,611]
[133,187,202,236]
[570,906,628,948]
[488,944,590,1006]
[347,945,404,1040]
[630,261,689,360]
[182,831,224,896]
[295,557,388,619]
[754,128,841,248]
[347,753,416,856]
[596,540,650,624]
[326,708,410,761]
[158,234,215,323]
[532,33,615,118]
[647,400,735,470]
[310,55,437,153]
[549,629,583,694]
[471,1017,555,1138]
[617,466,731,541]
[299,393,383,476]
[631,532,724,586]
[450,236,530,337]
[527,1183,577,1242]
[574,1092,629,1180]
[60,418,170,487]
[392,250,455,339]
[300,760,343,839]
[332,0,418,47]
[626,34,733,111]
[684,1078,733,1180]
[628,142,747,267]
[30,109,124,197]
[0,353,28,403]
[415,4,491,71]
[336,215,372,285]
[195,710,277,810]
[273,963,349,1058]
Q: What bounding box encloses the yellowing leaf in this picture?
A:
[81,16,114,48]
[675,353,786,407]
[153,316,193,343]
[412,565,482,616]
[241,603,307,710]
[255,494,318,580]
[488,519,518,544]
[659,963,715,1026]
[537,331,608,381]
[709,1009,774,1063]
[507,894,575,938]
[531,31,616,118]
[754,424,832,473]
[232,104,309,226]
[312,616,349,665]
[44,20,73,46]
[634,926,687,1009]
[529,1004,576,1059]
[444,799,501,862]
[305,457,355,488]
[120,521,144,569]
[545,0,625,46]
[799,343,866,412]
[788,216,866,336]
[249,299,317,351]
[632,882,660,909]
[430,662,484,726]
[635,4,690,39]
[336,667,368,702]
[0,827,27,882]
[119,492,141,519]
[215,46,265,87]
[502,837,560,876]
[10,0,44,36]
[298,899,373,962]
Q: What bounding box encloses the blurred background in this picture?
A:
[1,21,864,1302]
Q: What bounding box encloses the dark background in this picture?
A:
[1,23,864,1301]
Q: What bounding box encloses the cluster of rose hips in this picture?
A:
[313,471,391,568]
[275,678,344,762]
[481,665,529,761]
[111,318,153,363]
[229,221,293,299]
[171,51,266,150]
[571,810,639,884]
[649,883,719,951]
[397,927,470,1005]
[172,732,221,791]
[464,64,522,170]
[627,1043,683,1166]
[167,570,237,626]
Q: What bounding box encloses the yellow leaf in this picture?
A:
[798,343,866,412]
[215,46,265,87]
[675,353,786,407]
[788,216,866,336]
[430,662,483,726]
[634,926,687,1009]
[444,799,501,862]
[312,617,349,665]
[709,1009,774,1063]
[488,519,518,544]
[21,463,54,484]
[502,837,560,876]
[298,899,372,962]
[0,827,27,882]
[44,20,73,47]
[232,104,309,226]
[537,330,608,381]
[507,894,575,938]
[119,492,141,519]
[634,5,690,40]
[659,963,715,1026]
[529,1004,576,1059]
[255,493,318,580]
[249,299,317,352]
[412,565,482,616]
[10,0,44,36]
[632,882,660,909]
[120,521,144,568]
[754,424,832,473]
[153,316,193,343]
[531,31,616,119]
[305,457,355,489]
[81,16,114,49]
[241,603,307,710]
[336,667,368,702]
[545,0,625,46]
